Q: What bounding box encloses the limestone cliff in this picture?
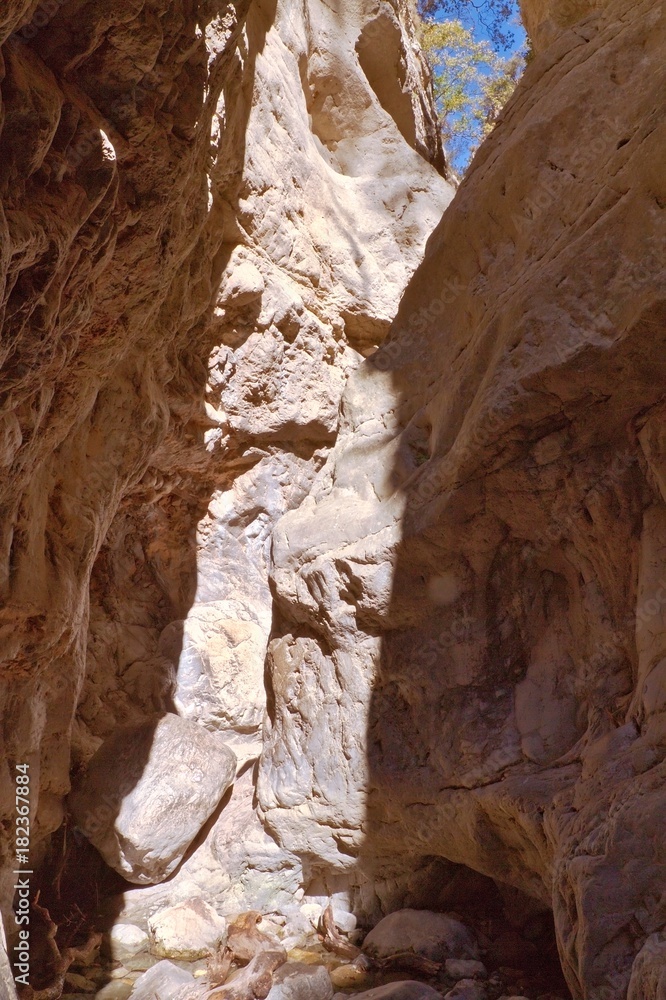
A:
[0,0,450,975]
[1,0,665,997]
[262,0,666,995]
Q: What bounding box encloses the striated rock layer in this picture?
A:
[260,0,666,997]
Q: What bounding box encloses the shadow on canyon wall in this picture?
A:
[359,8,666,995]
[1,0,277,988]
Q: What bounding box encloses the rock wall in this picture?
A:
[260,0,666,996]
[1,0,664,996]
[0,0,450,965]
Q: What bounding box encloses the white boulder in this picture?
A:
[108,923,149,963]
[69,714,236,884]
[148,898,227,960]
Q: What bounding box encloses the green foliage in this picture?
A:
[420,17,525,173]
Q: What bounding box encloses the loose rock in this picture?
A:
[108,925,150,964]
[227,911,284,964]
[148,899,227,960]
[363,910,479,963]
[444,980,487,1000]
[266,962,333,1000]
[124,953,159,972]
[64,971,96,992]
[96,983,133,1000]
[130,960,198,1000]
[445,960,487,980]
[329,963,371,989]
[69,715,236,884]
[334,982,443,1000]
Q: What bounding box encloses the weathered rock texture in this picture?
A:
[259,0,666,997]
[68,714,237,883]
[0,0,449,971]
[1,0,664,996]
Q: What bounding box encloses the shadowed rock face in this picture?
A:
[260,0,666,996]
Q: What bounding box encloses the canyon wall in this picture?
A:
[1,0,665,997]
[0,0,450,969]
[261,0,666,995]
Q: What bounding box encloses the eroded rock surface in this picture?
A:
[0,0,450,937]
[68,714,237,883]
[1,0,663,996]
[626,933,666,1000]
[258,0,666,997]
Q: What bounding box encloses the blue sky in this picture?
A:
[454,0,527,55]
[427,1,527,171]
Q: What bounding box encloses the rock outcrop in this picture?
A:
[0,0,449,975]
[259,0,666,996]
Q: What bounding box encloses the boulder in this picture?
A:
[334,983,443,1000]
[95,984,133,1000]
[130,960,199,1000]
[124,953,158,972]
[266,962,333,1000]
[445,960,487,980]
[108,924,149,964]
[148,898,227,960]
[363,910,479,963]
[69,714,236,883]
[329,963,371,989]
[63,972,96,992]
[444,980,487,1000]
[330,908,357,935]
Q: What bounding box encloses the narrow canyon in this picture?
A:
[0,0,664,999]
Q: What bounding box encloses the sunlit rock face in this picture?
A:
[519,0,612,52]
[0,0,451,948]
[260,0,666,996]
